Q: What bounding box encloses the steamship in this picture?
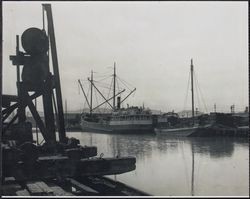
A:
[81,106,154,134]
[79,64,154,134]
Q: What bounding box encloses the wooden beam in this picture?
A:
[16,189,31,196]
[43,4,66,143]
[2,91,42,116]
[23,91,51,143]
[2,114,18,134]
[76,156,136,176]
[68,178,99,195]
[34,181,54,196]
[42,75,56,142]
[1,184,22,196]
[65,146,97,160]
[26,182,46,196]
[2,95,19,102]
[4,155,136,182]
[49,186,74,196]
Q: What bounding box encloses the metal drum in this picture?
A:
[21,27,49,55]
[21,54,49,85]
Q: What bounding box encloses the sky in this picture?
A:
[2,1,248,113]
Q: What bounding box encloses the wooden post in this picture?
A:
[43,4,66,143]
[23,87,52,143]
[35,98,39,144]
[0,13,3,189]
[16,35,26,123]
[42,74,56,142]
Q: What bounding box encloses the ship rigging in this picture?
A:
[78,63,136,114]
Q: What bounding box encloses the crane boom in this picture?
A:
[78,79,91,110]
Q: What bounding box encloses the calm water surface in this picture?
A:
[35,131,249,196]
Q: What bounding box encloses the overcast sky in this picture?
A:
[2,1,248,113]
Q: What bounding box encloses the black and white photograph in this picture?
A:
[1,1,249,197]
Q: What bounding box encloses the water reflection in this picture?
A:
[80,132,248,160]
[66,132,249,196]
[109,134,155,160]
[192,138,235,158]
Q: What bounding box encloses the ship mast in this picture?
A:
[191,59,195,126]
[113,62,116,110]
[79,63,135,113]
[90,70,93,114]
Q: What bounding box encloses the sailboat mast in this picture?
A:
[191,59,195,125]
[90,70,93,114]
[113,62,116,110]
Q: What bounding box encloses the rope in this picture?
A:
[93,81,112,90]
[94,68,113,78]
[194,75,201,113]
[77,81,80,95]
[117,75,135,88]
[116,78,121,97]
[117,76,133,91]
[104,78,113,111]
[183,71,191,111]
[95,75,113,83]
[80,69,136,112]
[94,88,100,113]
[194,71,208,113]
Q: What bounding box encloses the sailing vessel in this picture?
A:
[79,63,154,134]
[154,59,199,136]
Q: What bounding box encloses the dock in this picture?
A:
[1,3,149,196]
[2,176,149,196]
[190,125,249,137]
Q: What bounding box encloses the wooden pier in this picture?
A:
[190,125,249,137]
[2,176,149,196]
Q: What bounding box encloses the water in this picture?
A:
[33,131,249,196]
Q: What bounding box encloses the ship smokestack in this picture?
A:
[117,96,121,109]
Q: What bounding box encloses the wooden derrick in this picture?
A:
[1,4,150,196]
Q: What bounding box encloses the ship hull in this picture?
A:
[154,126,199,136]
[81,119,154,134]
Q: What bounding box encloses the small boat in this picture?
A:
[154,126,199,136]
